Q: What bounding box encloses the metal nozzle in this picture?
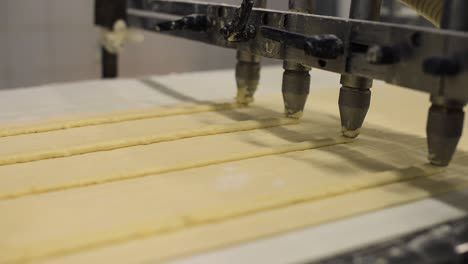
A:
[426,103,465,166]
[338,75,372,138]
[282,63,310,118]
[235,61,260,105]
[338,87,371,138]
[280,0,313,119]
[337,0,381,138]
[425,0,467,167]
[232,0,266,105]
[235,51,261,105]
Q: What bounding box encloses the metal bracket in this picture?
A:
[261,26,344,59]
[220,0,257,42]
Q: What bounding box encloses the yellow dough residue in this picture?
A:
[0,102,242,138]
[0,118,297,166]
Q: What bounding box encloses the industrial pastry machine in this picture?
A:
[94,1,468,262]
[95,0,468,168]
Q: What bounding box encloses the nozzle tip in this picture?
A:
[284,109,303,119]
[235,86,255,105]
[341,127,360,138]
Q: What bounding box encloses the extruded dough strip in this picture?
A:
[1,164,447,264]
[0,102,242,138]
[0,118,298,166]
[0,137,352,200]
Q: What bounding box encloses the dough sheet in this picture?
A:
[0,102,242,138]
[45,169,468,264]
[0,84,467,264]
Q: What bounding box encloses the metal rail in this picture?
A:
[127,0,468,102]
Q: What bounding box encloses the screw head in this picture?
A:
[366,45,398,65]
[366,45,384,64]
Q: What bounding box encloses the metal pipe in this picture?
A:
[281,0,314,118]
[101,48,118,78]
[288,0,315,13]
[349,0,382,20]
[235,0,267,105]
[426,0,467,166]
[338,0,382,138]
[441,0,468,31]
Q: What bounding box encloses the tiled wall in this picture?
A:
[0,0,341,89]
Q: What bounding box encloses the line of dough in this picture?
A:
[1,137,352,200]
[0,102,242,138]
[2,164,447,264]
[0,118,298,166]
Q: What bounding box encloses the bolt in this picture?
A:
[366,45,398,65]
